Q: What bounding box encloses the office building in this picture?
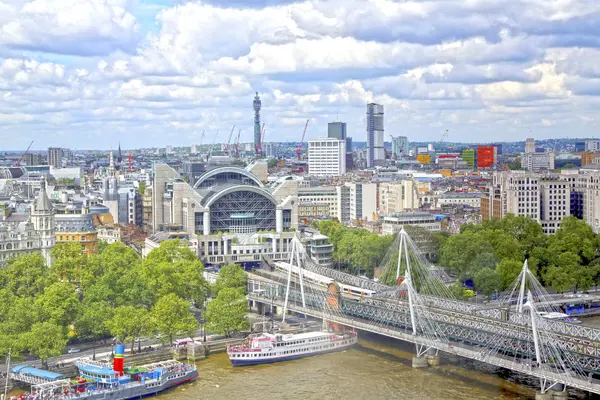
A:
[328,122,347,140]
[585,140,600,153]
[253,92,262,157]
[379,180,419,214]
[48,147,63,168]
[391,136,409,159]
[381,212,441,235]
[308,138,346,176]
[346,182,378,222]
[461,149,475,168]
[366,103,384,167]
[477,146,495,168]
[525,138,536,153]
[521,152,555,171]
[575,142,586,152]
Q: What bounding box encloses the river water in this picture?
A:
[158,335,536,400]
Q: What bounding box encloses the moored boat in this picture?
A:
[227,330,357,366]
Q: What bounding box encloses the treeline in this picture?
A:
[313,220,395,276]
[0,240,249,365]
[440,215,600,297]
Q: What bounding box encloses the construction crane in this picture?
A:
[296,119,309,160]
[15,140,34,166]
[226,125,235,156]
[234,129,241,158]
[207,130,219,162]
[440,129,449,145]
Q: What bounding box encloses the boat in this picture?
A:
[8,344,198,400]
[227,329,358,366]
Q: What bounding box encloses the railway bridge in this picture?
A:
[248,229,600,399]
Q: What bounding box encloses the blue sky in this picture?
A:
[0,0,599,149]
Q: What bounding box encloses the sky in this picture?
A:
[1,0,600,149]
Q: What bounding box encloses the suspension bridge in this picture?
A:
[248,229,600,400]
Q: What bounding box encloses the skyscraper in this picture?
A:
[253,92,262,157]
[366,103,384,167]
[47,147,63,168]
[328,122,347,140]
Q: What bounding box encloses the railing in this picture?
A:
[249,290,600,395]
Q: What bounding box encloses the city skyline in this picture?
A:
[1,0,599,148]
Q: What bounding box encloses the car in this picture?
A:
[67,348,81,354]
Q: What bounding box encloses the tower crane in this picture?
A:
[226,125,235,156]
[207,130,219,162]
[296,119,309,160]
[15,140,34,166]
[440,129,449,145]
[234,129,241,158]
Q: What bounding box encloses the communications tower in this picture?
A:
[253,92,262,157]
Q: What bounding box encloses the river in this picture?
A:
[158,336,537,400]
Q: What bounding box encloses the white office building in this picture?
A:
[308,138,346,176]
[521,152,555,171]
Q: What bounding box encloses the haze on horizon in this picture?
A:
[0,0,599,149]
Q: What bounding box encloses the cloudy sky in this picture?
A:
[1,0,599,149]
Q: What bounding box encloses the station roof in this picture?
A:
[12,366,64,380]
[78,365,118,376]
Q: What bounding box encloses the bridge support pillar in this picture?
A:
[257,303,265,315]
[550,390,568,400]
[426,354,440,367]
[412,356,428,368]
[535,392,552,400]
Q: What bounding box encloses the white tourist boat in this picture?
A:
[227,330,357,366]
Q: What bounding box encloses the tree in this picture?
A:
[496,259,524,289]
[440,231,496,278]
[206,288,249,337]
[50,242,87,283]
[0,253,52,297]
[474,267,502,299]
[151,294,198,345]
[76,301,113,345]
[21,322,67,368]
[107,306,152,354]
[267,158,279,168]
[138,182,146,196]
[213,264,247,296]
[35,282,80,327]
[142,243,209,307]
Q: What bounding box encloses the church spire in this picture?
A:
[35,178,52,213]
[108,147,116,177]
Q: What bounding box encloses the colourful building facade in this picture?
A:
[477,146,495,169]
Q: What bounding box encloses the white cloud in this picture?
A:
[0,0,599,147]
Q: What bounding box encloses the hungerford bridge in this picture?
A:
[248,229,600,400]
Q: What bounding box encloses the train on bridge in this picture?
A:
[275,262,377,299]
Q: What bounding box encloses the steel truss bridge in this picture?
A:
[248,230,600,397]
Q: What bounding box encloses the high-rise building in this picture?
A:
[328,122,347,140]
[575,142,585,152]
[48,147,63,168]
[477,146,495,168]
[366,103,384,167]
[461,149,475,168]
[525,138,536,153]
[391,136,408,159]
[585,140,600,153]
[308,138,346,176]
[191,144,198,154]
[253,92,262,157]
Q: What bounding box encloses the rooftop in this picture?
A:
[12,366,64,381]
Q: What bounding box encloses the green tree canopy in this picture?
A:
[35,282,80,327]
[151,294,198,345]
[206,288,249,337]
[50,242,87,283]
[0,253,52,297]
[213,264,247,296]
[496,259,524,289]
[21,322,67,367]
[474,267,502,299]
[107,306,152,353]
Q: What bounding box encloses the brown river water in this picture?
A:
[157,336,537,400]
